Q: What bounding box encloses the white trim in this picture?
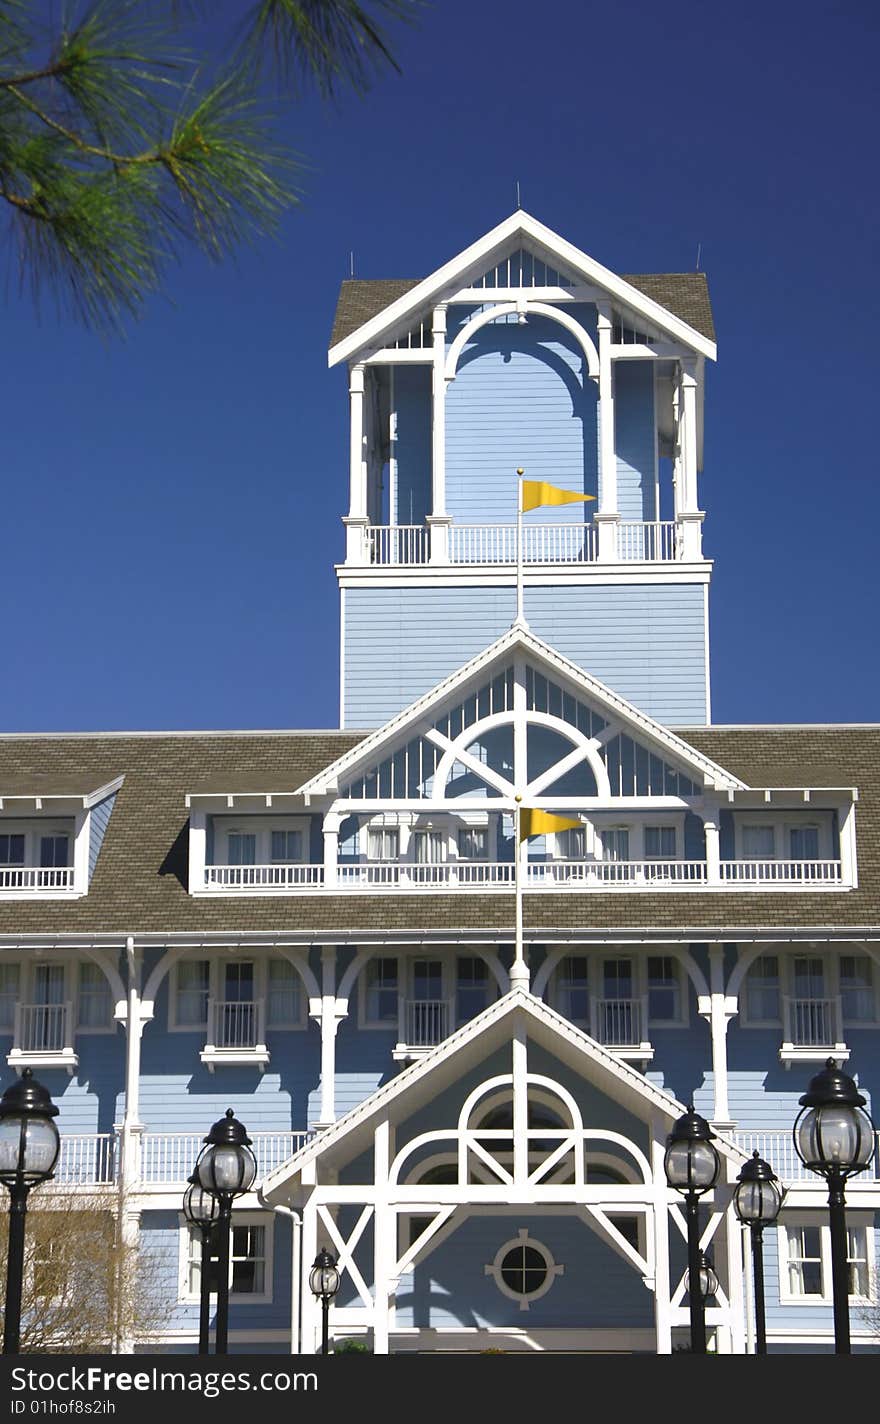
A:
[484,1228,563,1310]
[777,1212,874,1307]
[178,1210,274,1306]
[328,212,717,366]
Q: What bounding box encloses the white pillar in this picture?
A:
[595,301,619,562]
[322,815,340,889]
[372,1120,391,1355]
[188,808,206,893]
[722,1199,748,1354]
[114,937,148,1354]
[427,304,451,564]
[316,947,341,1129]
[677,358,704,560]
[344,363,369,564]
[703,810,721,886]
[650,1113,673,1354]
[301,1198,320,1354]
[699,944,736,1128]
[839,799,858,885]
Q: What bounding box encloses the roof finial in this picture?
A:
[515,179,521,210]
[349,250,355,278]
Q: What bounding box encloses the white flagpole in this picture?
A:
[511,797,528,989]
[515,466,525,628]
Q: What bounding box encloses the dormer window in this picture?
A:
[368,828,399,861]
[457,827,488,859]
[644,826,676,859]
[742,824,775,859]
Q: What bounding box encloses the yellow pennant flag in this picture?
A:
[521,480,597,513]
[519,809,583,842]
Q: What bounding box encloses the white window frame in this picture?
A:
[0,812,88,901]
[778,1214,874,1306]
[359,954,401,1029]
[739,952,784,1028]
[644,953,686,1028]
[168,956,306,1034]
[485,1230,563,1311]
[838,952,879,1026]
[178,1212,273,1305]
[211,817,309,868]
[75,959,116,1035]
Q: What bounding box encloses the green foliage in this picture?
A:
[0,0,421,331]
[333,1337,372,1353]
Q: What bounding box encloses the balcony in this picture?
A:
[204,864,323,891]
[362,520,681,567]
[732,1130,880,1183]
[592,997,653,1061]
[779,994,848,1065]
[48,1130,314,1190]
[393,998,452,1060]
[0,866,77,892]
[7,1001,78,1073]
[720,860,842,887]
[199,998,270,1071]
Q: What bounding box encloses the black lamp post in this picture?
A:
[664,1105,720,1355]
[309,1247,340,1355]
[734,1150,785,1355]
[793,1058,876,1355]
[183,1171,222,1354]
[194,1109,257,1356]
[0,1069,60,1355]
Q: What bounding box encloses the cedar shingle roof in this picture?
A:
[330,273,715,348]
[0,726,875,940]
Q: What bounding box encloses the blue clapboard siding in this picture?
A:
[392,366,431,526]
[7,1035,126,1135]
[615,362,656,520]
[88,792,117,880]
[343,583,707,726]
[445,308,599,523]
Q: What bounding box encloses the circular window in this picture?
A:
[485,1230,563,1310]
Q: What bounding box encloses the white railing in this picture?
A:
[449,523,597,565]
[526,859,707,886]
[0,866,76,891]
[54,1133,118,1186]
[783,995,842,1047]
[732,1130,880,1183]
[338,862,516,888]
[618,521,675,561]
[205,864,324,889]
[208,999,264,1050]
[139,1130,314,1187]
[15,1002,72,1053]
[720,860,842,885]
[403,999,450,1048]
[593,997,645,1047]
[368,524,428,565]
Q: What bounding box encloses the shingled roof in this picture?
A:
[330,273,715,349]
[0,726,875,940]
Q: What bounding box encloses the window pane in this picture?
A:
[271,829,303,862]
[559,956,589,1024]
[787,1225,823,1297]
[267,959,300,1025]
[647,956,679,1020]
[0,834,25,865]
[413,831,444,864]
[40,836,69,868]
[840,956,875,1022]
[368,829,398,860]
[746,955,780,1021]
[228,833,256,866]
[177,960,209,1025]
[789,826,819,859]
[645,827,675,858]
[456,956,488,1022]
[78,961,111,1027]
[742,824,775,858]
[558,827,586,859]
[847,1226,869,1297]
[600,828,629,862]
[603,959,632,998]
[0,963,19,1029]
[366,957,398,1021]
[458,828,487,859]
[793,957,825,998]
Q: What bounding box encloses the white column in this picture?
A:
[650,1113,673,1354]
[344,363,369,564]
[427,304,451,564]
[372,1120,391,1355]
[699,944,736,1129]
[301,1198,320,1354]
[322,813,340,889]
[677,358,704,560]
[839,799,858,885]
[188,808,206,893]
[115,937,148,1354]
[703,808,721,886]
[595,301,619,562]
[722,1199,748,1354]
[316,947,341,1129]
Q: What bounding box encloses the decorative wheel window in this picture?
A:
[485,1229,563,1310]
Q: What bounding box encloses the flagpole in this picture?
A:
[511,796,528,989]
[515,467,525,629]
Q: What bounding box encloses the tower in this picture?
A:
[329,212,715,729]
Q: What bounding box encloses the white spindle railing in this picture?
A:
[732,1130,880,1183]
[783,995,842,1047]
[617,521,675,561]
[404,999,450,1047]
[720,860,842,885]
[593,997,645,1047]
[526,859,707,886]
[54,1133,118,1185]
[367,524,428,565]
[204,864,324,889]
[209,999,263,1050]
[0,867,76,891]
[139,1130,314,1187]
[16,1001,72,1053]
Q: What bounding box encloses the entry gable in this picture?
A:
[297,626,746,805]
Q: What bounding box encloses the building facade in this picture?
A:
[1,213,878,1354]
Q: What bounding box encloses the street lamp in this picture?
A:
[183,1172,222,1354]
[195,1109,257,1356]
[309,1247,340,1355]
[793,1058,876,1354]
[734,1150,785,1355]
[0,1069,61,1354]
[664,1105,720,1355]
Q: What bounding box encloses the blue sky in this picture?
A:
[3,0,879,731]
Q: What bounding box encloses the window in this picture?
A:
[745,955,781,1023]
[557,827,586,859]
[645,826,676,859]
[600,828,629,862]
[77,962,112,1030]
[742,825,775,859]
[0,963,19,1029]
[0,834,24,865]
[840,955,876,1023]
[485,1231,562,1309]
[412,830,444,864]
[183,1216,271,1302]
[364,957,398,1025]
[789,825,819,860]
[367,828,399,861]
[267,959,301,1026]
[780,1218,873,1304]
[271,829,303,862]
[558,956,589,1025]
[175,960,210,1028]
[227,832,256,866]
[456,957,489,1022]
[647,957,681,1022]
[39,835,69,868]
[457,827,487,860]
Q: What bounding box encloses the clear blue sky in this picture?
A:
[4,0,878,731]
